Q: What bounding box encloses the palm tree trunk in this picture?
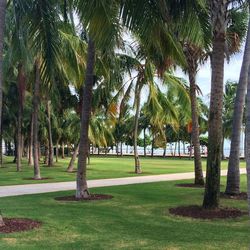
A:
[16,64,26,172]
[33,60,41,180]
[120,141,123,156]
[187,57,204,185]
[76,38,95,199]
[44,142,49,165]
[226,12,250,195]
[67,143,79,172]
[0,0,6,167]
[55,141,59,163]
[61,142,65,159]
[143,128,146,156]
[178,140,181,158]
[189,136,192,160]
[134,82,143,174]
[151,137,154,157]
[46,100,53,167]
[245,68,250,215]
[203,0,226,209]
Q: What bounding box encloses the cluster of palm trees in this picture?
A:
[0,0,250,211]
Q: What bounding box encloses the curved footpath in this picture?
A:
[0,168,246,198]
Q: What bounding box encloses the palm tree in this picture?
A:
[33,59,41,179]
[46,100,53,167]
[184,45,205,185]
[222,81,238,159]
[76,38,95,198]
[75,0,121,198]
[203,0,227,209]
[246,67,250,215]
[226,5,250,195]
[0,0,7,167]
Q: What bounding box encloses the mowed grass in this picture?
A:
[0,176,249,250]
[0,156,246,186]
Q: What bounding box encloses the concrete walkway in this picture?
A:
[0,168,246,198]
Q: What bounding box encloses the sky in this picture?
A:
[175,51,244,99]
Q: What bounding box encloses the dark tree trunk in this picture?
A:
[67,144,70,157]
[151,137,154,157]
[178,140,181,158]
[189,136,192,160]
[163,146,166,157]
[46,100,53,167]
[143,128,146,156]
[61,142,65,159]
[56,141,59,163]
[44,143,49,165]
[33,60,41,179]
[0,0,6,168]
[226,10,250,195]
[67,143,79,172]
[38,141,41,162]
[185,47,204,185]
[76,39,95,198]
[120,141,123,156]
[116,142,119,156]
[203,0,226,209]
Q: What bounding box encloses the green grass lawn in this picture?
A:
[0,156,246,186]
[0,176,249,250]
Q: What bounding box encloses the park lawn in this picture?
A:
[0,156,246,186]
[0,175,249,250]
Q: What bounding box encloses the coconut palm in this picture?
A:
[202,0,228,209]
[75,0,121,198]
[226,5,250,195]
[246,67,250,215]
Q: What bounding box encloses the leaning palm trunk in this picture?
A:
[134,82,143,174]
[246,69,250,215]
[226,13,250,195]
[67,143,79,172]
[33,60,41,180]
[0,0,6,167]
[185,47,204,185]
[76,39,95,199]
[16,64,26,172]
[46,100,53,167]
[203,0,227,209]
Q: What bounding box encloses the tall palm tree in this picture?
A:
[246,67,250,215]
[226,6,250,195]
[0,0,7,167]
[184,45,205,185]
[203,0,227,209]
[33,59,41,179]
[76,38,95,198]
[75,0,120,198]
